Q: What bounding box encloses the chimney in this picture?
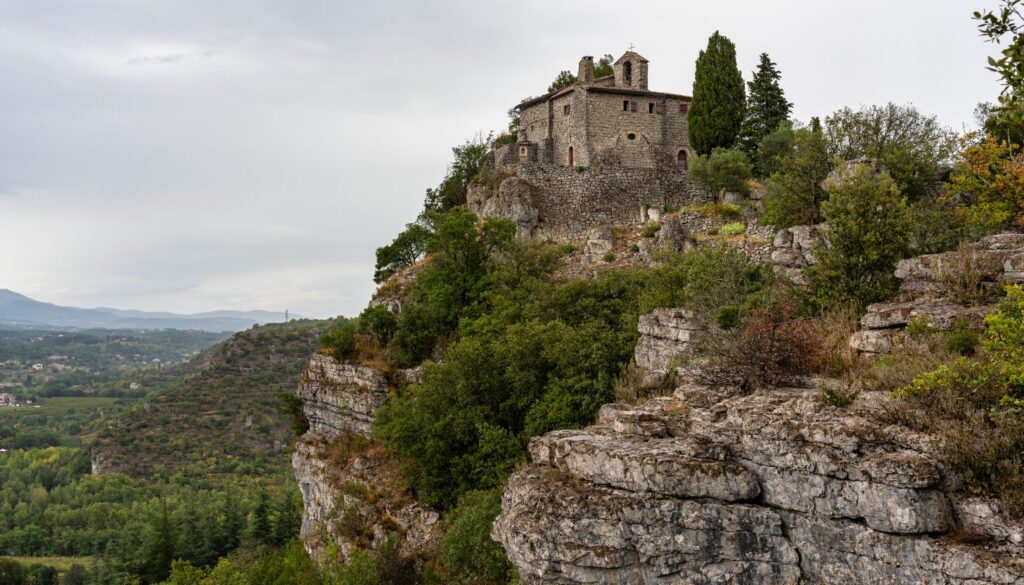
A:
[578,56,595,83]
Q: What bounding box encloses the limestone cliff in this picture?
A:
[292,354,441,563]
[494,382,1024,584]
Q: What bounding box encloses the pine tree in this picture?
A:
[142,500,177,583]
[270,490,300,546]
[688,31,747,155]
[247,489,271,544]
[738,53,793,174]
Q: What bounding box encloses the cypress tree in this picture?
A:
[689,31,746,155]
[738,53,793,173]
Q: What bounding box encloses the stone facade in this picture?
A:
[514,51,693,171]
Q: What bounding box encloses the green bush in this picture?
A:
[439,490,512,584]
[806,164,911,311]
[759,126,831,228]
[358,305,398,346]
[715,305,740,329]
[690,147,754,196]
[944,320,980,356]
[755,121,795,178]
[641,222,660,238]
[602,252,616,262]
[824,103,957,200]
[320,323,357,361]
[898,286,1024,515]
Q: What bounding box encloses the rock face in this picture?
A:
[633,308,703,374]
[851,233,1024,355]
[467,176,540,237]
[494,384,1024,584]
[296,354,389,438]
[771,224,826,285]
[291,354,442,564]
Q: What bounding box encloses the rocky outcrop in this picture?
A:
[851,233,1024,355]
[467,176,539,237]
[292,354,442,564]
[296,354,389,438]
[583,225,614,264]
[494,384,1024,584]
[771,224,826,285]
[633,308,703,374]
[293,434,441,563]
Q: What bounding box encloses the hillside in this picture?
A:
[0,289,290,332]
[92,318,332,478]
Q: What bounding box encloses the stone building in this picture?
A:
[505,51,694,171]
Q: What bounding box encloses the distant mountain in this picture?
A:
[0,289,295,332]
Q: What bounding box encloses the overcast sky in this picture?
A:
[0,0,1004,318]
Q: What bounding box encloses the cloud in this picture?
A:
[0,0,1003,318]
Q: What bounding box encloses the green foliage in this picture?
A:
[974,2,1024,144]
[319,323,356,361]
[373,222,430,284]
[391,209,516,367]
[602,252,616,263]
[719,222,745,236]
[738,53,793,168]
[950,134,1024,233]
[755,121,795,178]
[547,71,576,93]
[759,125,832,228]
[715,305,740,330]
[277,391,309,437]
[594,54,614,78]
[806,164,911,311]
[689,148,753,196]
[640,245,774,319]
[439,490,511,585]
[356,306,397,346]
[898,286,1024,515]
[824,103,957,199]
[641,223,659,238]
[908,198,969,254]
[424,136,492,213]
[944,320,980,356]
[689,31,747,155]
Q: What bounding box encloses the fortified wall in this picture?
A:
[468,163,712,240]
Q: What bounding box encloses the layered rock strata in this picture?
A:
[494,384,1024,584]
[850,233,1024,355]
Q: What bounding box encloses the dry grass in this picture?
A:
[938,241,1002,305]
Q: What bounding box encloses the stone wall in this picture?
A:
[468,164,713,240]
[585,91,689,170]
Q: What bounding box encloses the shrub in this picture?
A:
[559,243,575,254]
[824,103,958,200]
[759,126,831,228]
[950,134,1024,233]
[755,121,795,178]
[602,252,616,262]
[732,304,822,387]
[358,305,398,346]
[630,244,640,253]
[816,383,859,407]
[719,222,745,236]
[690,147,754,196]
[806,164,911,311]
[320,323,357,361]
[897,286,1024,515]
[439,490,512,585]
[682,202,743,219]
[714,305,740,329]
[908,198,968,255]
[944,320,980,356]
[374,222,431,284]
[641,222,660,238]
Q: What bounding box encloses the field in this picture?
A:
[0,396,120,413]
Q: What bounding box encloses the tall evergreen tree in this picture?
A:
[738,53,793,173]
[247,489,271,543]
[142,500,176,583]
[688,31,747,155]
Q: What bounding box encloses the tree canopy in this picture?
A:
[688,31,747,155]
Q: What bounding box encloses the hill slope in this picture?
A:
[0,289,290,332]
[92,318,332,478]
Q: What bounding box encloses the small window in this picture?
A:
[623,100,629,112]
[630,101,637,113]
[568,146,574,167]
[648,103,655,114]
[563,104,571,116]
[679,102,689,114]
[626,133,636,141]
[656,103,665,115]
[519,146,528,156]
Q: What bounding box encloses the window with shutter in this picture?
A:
[630,101,637,112]
[564,104,571,116]
[656,103,665,115]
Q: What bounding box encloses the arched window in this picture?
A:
[677,150,688,172]
[623,61,633,85]
[568,146,575,167]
